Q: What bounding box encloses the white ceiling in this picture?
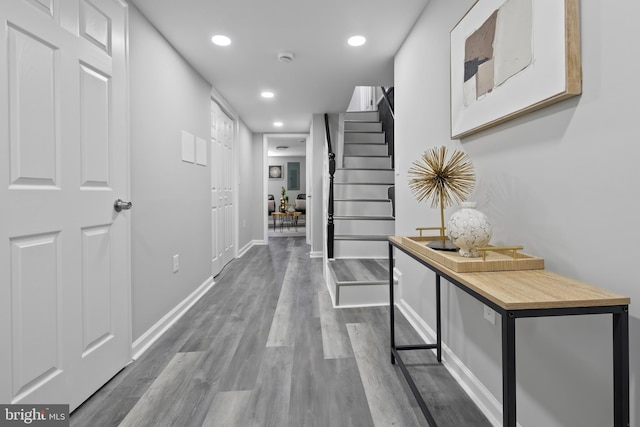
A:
[267,135,308,157]
[128,0,428,134]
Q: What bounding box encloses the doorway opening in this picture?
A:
[263,134,309,241]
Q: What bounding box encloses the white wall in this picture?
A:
[267,155,307,203]
[395,1,639,426]
[251,133,266,244]
[237,124,262,250]
[129,5,212,341]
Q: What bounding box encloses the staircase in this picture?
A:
[327,110,396,306]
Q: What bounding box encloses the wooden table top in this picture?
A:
[272,211,301,216]
[389,236,630,310]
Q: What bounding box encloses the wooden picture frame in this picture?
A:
[450,0,581,139]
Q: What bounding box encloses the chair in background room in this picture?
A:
[295,193,306,214]
[268,194,275,214]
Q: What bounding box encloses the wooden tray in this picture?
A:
[400,236,544,273]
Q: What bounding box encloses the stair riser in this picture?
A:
[334,184,391,199]
[343,156,391,169]
[344,122,382,132]
[334,219,395,235]
[336,283,390,306]
[334,240,389,259]
[335,169,393,184]
[344,132,385,144]
[344,144,388,157]
[334,200,393,217]
[344,111,379,122]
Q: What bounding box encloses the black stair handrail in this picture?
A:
[324,114,335,259]
[380,86,394,118]
[379,86,395,169]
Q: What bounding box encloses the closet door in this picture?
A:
[0,0,131,410]
[211,100,234,275]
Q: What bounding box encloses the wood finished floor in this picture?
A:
[70,237,491,427]
[329,258,389,283]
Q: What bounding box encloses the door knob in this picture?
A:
[114,199,132,212]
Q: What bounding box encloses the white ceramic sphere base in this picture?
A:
[447,202,492,258]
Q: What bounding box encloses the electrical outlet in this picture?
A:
[173,254,179,273]
[483,305,495,325]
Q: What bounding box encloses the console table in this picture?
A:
[388,236,630,427]
[271,211,301,231]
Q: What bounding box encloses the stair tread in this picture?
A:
[334,235,391,240]
[344,155,390,158]
[338,168,392,171]
[334,182,394,186]
[334,198,390,202]
[333,234,390,241]
[334,215,394,220]
[340,154,390,158]
[336,167,393,171]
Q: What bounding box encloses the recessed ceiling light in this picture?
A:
[278,52,294,63]
[211,35,231,46]
[273,122,283,127]
[347,35,366,47]
[261,91,275,98]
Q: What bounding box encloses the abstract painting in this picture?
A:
[451,0,581,139]
[269,165,282,179]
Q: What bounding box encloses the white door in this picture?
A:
[211,100,234,275]
[360,86,375,110]
[0,0,131,411]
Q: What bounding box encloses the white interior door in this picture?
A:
[211,100,234,276]
[360,86,375,110]
[0,0,131,411]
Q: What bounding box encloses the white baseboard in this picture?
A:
[238,239,267,257]
[132,276,215,360]
[309,251,323,258]
[397,299,504,427]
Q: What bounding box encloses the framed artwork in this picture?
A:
[269,165,282,179]
[450,0,581,139]
[287,162,300,190]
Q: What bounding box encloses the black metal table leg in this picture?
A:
[503,312,516,427]
[436,274,442,363]
[389,242,396,364]
[613,307,629,427]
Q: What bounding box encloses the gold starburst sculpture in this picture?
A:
[408,146,475,247]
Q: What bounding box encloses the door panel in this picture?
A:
[79,64,110,187]
[0,0,130,410]
[80,0,111,53]
[80,226,113,355]
[8,23,59,187]
[10,233,62,401]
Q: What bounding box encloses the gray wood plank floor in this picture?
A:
[329,258,389,283]
[70,237,491,427]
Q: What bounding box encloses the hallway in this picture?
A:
[70,237,489,427]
